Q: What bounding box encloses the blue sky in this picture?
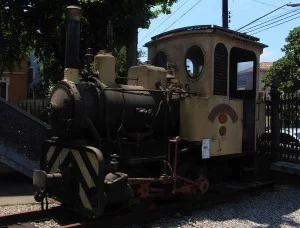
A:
[138,0,300,63]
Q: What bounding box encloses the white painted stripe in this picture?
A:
[79,183,92,210]
[71,149,96,188]
[50,148,69,173]
[46,146,56,162]
[87,153,98,175]
[60,148,69,164]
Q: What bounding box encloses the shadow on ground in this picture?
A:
[0,166,35,197]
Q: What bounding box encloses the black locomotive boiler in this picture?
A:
[33,6,267,218]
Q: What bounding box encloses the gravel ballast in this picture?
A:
[1,185,300,227]
[134,185,300,228]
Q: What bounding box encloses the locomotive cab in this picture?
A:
[145,25,267,157]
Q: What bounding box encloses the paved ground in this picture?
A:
[0,163,36,205]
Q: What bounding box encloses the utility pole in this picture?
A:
[222,0,228,28]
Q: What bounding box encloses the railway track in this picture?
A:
[0,206,82,228]
[0,181,273,228]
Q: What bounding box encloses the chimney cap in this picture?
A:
[66,5,82,21]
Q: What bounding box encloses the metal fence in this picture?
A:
[258,86,300,163]
[16,99,49,122]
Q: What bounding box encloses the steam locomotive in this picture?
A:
[33,6,267,218]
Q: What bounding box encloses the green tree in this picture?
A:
[0,0,177,85]
[263,27,300,92]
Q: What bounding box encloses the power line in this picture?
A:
[240,8,300,33]
[250,0,293,11]
[244,10,300,34]
[139,0,190,44]
[236,4,288,31]
[162,0,204,32]
[257,8,297,23]
[246,3,300,26]
[231,3,257,14]
[250,0,281,8]
[230,0,289,27]
[250,14,300,35]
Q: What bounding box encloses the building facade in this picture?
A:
[0,58,29,104]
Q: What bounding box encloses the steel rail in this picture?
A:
[62,181,274,228]
[0,181,273,228]
[0,208,55,227]
[0,206,81,228]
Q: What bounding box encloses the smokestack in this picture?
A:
[65,6,82,70]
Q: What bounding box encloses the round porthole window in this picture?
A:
[185,45,204,79]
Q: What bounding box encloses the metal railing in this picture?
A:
[16,99,49,122]
[0,97,52,177]
[258,86,300,163]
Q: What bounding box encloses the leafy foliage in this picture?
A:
[0,0,177,86]
[263,27,300,92]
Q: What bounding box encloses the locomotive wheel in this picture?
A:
[175,162,193,187]
[192,174,209,195]
[176,162,209,195]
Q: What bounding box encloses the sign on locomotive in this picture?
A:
[33,6,267,218]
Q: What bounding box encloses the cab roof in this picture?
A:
[144,25,268,48]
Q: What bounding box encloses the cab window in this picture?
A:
[229,47,256,98]
[185,45,204,79]
[214,43,228,95]
[152,51,168,69]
